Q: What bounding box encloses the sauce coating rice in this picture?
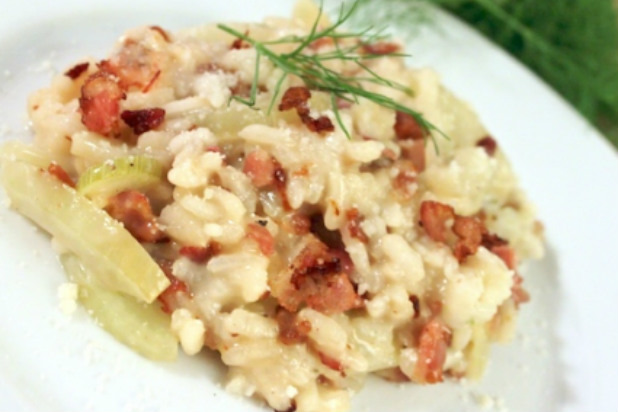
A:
[0,3,544,412]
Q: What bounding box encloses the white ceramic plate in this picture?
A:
[0,1,617,411]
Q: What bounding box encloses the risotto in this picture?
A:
[0,2,544,411]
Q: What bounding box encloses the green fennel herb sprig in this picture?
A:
[351,0,618,149]
[217,0,446,148]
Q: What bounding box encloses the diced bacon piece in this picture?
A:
[279,86,311,111]
[419,201,455,243]
[156,259,190,314]
[79,72,125,137]
[394,111,425,140]
[243,149,276,188]
[345,208,369,243]
[301,114,334,133]
[121,108,165,135]
[279,86,334,134]
[490,244,517,270]
[482,233,516,269]
[98,40,160,90]
[382,148,398,161]
[361,41,400,55]
[46,163,75,188]
[231,37,251,50]
[511,273,530,305]
[246,223,275,256]
[65,62,89,80]
[275,308,312,345]
[104,190,167,243]
[280,237,361,314]
[179,243,221,264]
[413,319,451,384]
[481,232,508,249]
[477,135,497,156]
[393,166,417,197]
[420,202,520,267]
[400,139,426,172]
[452,216,484,262]
[318,352,345,373]
[230,81,266,98]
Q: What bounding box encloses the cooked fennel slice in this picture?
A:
[61,254,178,361]
[77,155,164,204]
[0,158,169,303]
[0,141,50,168]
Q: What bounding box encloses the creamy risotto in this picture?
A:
[0,2,544,411]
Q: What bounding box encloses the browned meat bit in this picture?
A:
[361,41,401,55]
[420,201,519,265]
[275,307,311,345]
[230,81,267,98]
[393,166,417,198]
[481,236,529,305]
[46,163,75,188]
[242,149,290,209]
[179,243,221,264]
[98,39,161,90]
[246,223,275,256]
[412,319,451,384]
[279,86,311,111]
[394,111,426,140]
[302,114,335,133]
[279,236,361,314]
[419,201,456,243]
[476,135,497,156]
[400,140,426,172]
[121,108,165,135]
[243,149,276,188]
[452,216,484,262]
[64,62,89,80]
[79,72,125,137]
[231,33,251,50]
[511,273,530,305]
[481,232,518,270]
[156,258,190,314]
[105,190,167,243]
[279,86,334,134]
[345,208,369,243]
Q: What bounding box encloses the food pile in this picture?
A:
[0,2,544,411]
